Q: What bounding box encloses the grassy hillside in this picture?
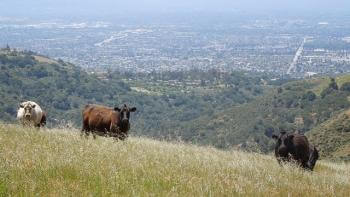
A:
[0,48,266,150]
[175,77,350,152]
[0,124,349,196]
[1,48,350,157]
[308,109,350,161]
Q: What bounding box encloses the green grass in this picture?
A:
[0,124,349,196]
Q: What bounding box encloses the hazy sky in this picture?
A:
[1,0,350,19]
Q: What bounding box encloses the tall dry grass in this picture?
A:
[0,123,349,196]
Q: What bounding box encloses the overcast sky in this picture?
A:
[1,0,349,19]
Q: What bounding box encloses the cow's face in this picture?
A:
[272,132,294,158]
[114,104,136,124]
[21,103,36,120]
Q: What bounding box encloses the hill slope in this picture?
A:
[0,50,130,125]
[1,48,350,156]
[308,109,350,161]
[0,48,267,150]
[0,124,349,196]
[176,77,350,152]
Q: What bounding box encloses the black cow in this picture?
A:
[272,132,319,170]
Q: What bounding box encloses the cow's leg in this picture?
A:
[277,156,290,166]
[81,125,91,139]
[293,152,308,170]
[300,159,309,170]
[276,157,284,166]
[302,163,310,170]
[109,124,120,140]
[81,127,86,137]
[90,127,100,140]
[80,129,84,137]
[80,130,88,138]
[40,114,46,127]
[116,130,127,141]
[117,132,127,141]
[293,156,307,169]
[85,130,91,138]
[81,117,91,138]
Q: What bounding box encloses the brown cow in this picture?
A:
[82,104,136,140]
[272,132,319,170]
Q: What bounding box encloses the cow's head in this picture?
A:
[272,131,295,160]
[114,104,136,124]
[307,146,319,171]
[20,103,36,120]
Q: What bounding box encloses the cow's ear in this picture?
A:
[114,107,121,112]
[272,134,278,140]
[130,107,137,112]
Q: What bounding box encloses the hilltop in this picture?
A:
[0,124,349,196]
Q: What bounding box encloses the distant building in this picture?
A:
[318,22,329,25]
[304,72,317,78]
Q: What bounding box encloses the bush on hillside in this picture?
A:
[340,82,350,92]
[321,78,339,98]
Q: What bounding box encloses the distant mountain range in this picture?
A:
[1,0,350,20]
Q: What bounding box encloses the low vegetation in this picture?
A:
[308,109,350,161]
[0,124,349,196]
[174,77,350,152]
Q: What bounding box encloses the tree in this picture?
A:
[321,78,339,98]
[302,91,316,101]
[5,44,10,51]
[329,78,339,90]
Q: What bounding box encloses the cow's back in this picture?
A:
[82,104,116,132]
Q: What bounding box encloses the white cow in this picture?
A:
[17,101,46,127]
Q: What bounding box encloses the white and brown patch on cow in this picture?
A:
[17,101,45,127]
